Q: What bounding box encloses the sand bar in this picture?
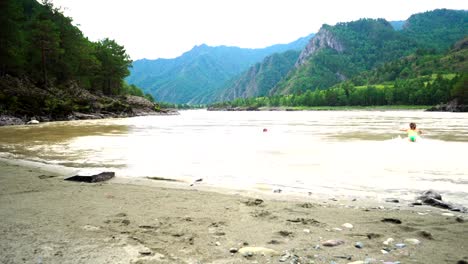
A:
[0,159,467,264]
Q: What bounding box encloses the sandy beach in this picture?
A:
[0,159,467,264]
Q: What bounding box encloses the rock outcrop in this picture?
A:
[0,75,177,126]
[426,99,468,112]
[295,28,345,67]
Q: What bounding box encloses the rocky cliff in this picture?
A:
[295,28,345,67]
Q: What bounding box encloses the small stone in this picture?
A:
[238,247,279,256]
[395,243,406,248]
[215,241,221,246]
[279,252,290,262]
[303,229,311,233]
[383,238,394,245]
[355,242,364,249]
[322,239,345,247]
[27,120,40,125]
[456,216,465,223]
[442,213,454,217]
[381,249,389,254]
[417,212,428,215]
[278,230,292,237]
[138,249,152,255]
[385,198,399,203]
[418,230,433,240]
[381,218,402,224]
[332,228,343,231]
[229,248,238,253]
[244,199,264,206]
[342,223,353,229]
[82,225,100,231]
[404,238,420,245]
[347,261,364,264]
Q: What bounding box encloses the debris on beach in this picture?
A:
[385,198,400,203]
[381,218,402,224]
[190,178,203,186]
[243,198,264,206]
[415,190,467,212]
[64,171,115,183]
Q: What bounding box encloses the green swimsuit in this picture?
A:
[408,130,418,142]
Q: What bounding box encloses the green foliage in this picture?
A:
[0,0,133,95]
[0,0,156,118]
[215,10,467,109]
[402,9,468,51]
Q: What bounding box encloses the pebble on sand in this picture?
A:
[404,238,421,245]
[322,239,345,247]
[383,238,394,245]
[342,223,353,229]
[238,247,280,256]
[354,242,364,249]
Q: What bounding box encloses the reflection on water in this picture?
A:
[0,110,467,205]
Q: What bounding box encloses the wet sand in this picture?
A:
[0,160,467,264]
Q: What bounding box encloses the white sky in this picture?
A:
[50,0,467,60]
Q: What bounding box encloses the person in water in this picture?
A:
[401,122,422,142]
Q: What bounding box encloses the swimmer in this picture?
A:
[400,122,422,142]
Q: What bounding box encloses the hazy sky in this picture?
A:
[50,0,467,60]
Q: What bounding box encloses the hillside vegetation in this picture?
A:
[210,37,467,110]
[210,9,467,110]
[0,0,161,125]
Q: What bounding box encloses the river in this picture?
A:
[1,110,467,205]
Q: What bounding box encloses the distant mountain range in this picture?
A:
[127,34,313,104]
[128,9,467,105]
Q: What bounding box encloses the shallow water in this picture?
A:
[1,110,467,205]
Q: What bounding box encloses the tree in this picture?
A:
[0,0,26,76]
[93,38,132,95]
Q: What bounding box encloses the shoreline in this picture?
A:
[1,158,467,264]
[0,109,179,127]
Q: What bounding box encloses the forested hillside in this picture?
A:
[127,35,313,104]
[210,37,467,110]
[210,9,467,111]
[0,0,160,125]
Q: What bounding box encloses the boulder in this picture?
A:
[416,190,467,212]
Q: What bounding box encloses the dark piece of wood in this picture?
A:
[65,172,115,183]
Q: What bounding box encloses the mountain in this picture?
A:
[209,37,467,110]
[127,34,313,104]
[271,9,467,95]
[215,50,301,102]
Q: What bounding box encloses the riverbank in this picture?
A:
[207,105,433,111]
[0,75,179,127]
[0,160,467,264]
